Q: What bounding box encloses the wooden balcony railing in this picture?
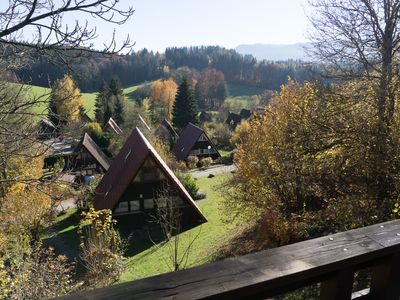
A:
[59,219,400,300]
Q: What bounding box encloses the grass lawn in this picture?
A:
[52,208,81,251]
[49,172,238,282]
[15,82,150,120]
[120,172,238,282]
[219,149,231,158]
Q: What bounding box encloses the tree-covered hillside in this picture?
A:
[16,46,318,92]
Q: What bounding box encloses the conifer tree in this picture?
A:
[109,76,125,125]
[114,95,125,125]
[172,78,198,130]
[103,102,113,127]
[94,80,110,125]
[109,76,124,97]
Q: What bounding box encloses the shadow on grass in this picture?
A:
[120,223,200,258]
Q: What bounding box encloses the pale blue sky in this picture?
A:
[1,0,312,52]
[90,0,312,52]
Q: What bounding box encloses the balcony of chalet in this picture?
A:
[58,219,400,300]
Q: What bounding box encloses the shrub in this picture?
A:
[177,161,188,172]
[83,122,102,135]
[5,245,75,299]
[186,155,199,169]
[177,173,199,198]
[199,157,213,168]
[79,208,126,288]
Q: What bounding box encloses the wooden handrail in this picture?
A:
[58,220,400,300]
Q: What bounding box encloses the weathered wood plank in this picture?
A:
[58,220,400,300]
[320,268,354,300]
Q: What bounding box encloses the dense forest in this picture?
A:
[16,46,318,92]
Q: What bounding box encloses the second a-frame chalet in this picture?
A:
[93,127,207,228]
[70,133,110,176]
[173,123,221,161]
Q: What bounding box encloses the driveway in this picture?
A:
[190,164,237,178]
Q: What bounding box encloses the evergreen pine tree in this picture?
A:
[109,76,124,97]
[114,95,125,125]
[109,75,125,125]
[94,80,110,125]
[103,102,113,127]
[172,78,198,130]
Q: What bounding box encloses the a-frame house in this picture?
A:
[93,127,207,228]
[155,119,179,146]
[104,117,123,135]
[173,123,221,161]
[70,133,110,176]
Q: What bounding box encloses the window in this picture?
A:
[132,157,164,183]
[143,199,154,209]
[129,200,140,211]
[198,134,208,142]
[114,201,129,213]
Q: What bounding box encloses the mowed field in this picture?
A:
[19,81,262,120]
[17,82,146,119]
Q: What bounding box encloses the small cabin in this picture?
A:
[38,119,58,140]
[173,123,221,161]
[155,119,178,146]
[93,128,206,228]
[225,112,242,130]
[70,133,110,176]
[199,111,212,123]
[240,109,251,120]
[103,117,123,135]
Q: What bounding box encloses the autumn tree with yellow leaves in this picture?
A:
[150,78,178,122]
[227,79,400,246]
[48,74,86,129]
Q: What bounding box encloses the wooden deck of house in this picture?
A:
[59,219,400,299]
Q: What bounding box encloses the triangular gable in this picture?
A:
[172,123,203,160]
[75,133,110,171]
[93,127,206,223]
[160,119,178,138]
[105,117,123,135]
[173,123,220,160]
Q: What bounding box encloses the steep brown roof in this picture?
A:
[160,119,178,138]
[172,123,203,160]
[93,127,206,223]
[172,123,220,160]
[76,133,111,171]
[105,117,123,135]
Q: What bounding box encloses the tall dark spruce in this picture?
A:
[94,80,110,125]
[110,76,125,125]
[172,78,198,130]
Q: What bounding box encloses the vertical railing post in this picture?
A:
[320,268,354,300]
[369,253,400,300]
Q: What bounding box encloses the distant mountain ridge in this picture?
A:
[235,43,310,61]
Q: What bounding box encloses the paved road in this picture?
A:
[190,164,237,178]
